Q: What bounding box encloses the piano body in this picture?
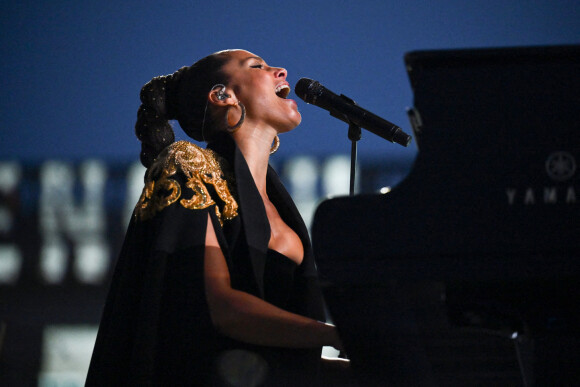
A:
[312,45,580,386]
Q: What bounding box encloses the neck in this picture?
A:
[232,125,277,197]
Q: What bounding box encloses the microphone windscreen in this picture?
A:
[294,78,316,101]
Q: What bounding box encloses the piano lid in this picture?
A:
[312,45,580,265]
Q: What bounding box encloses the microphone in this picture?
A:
[294,78,411,147]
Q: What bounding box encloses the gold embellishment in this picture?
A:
[135,178,181,221]
[135,141,238,224]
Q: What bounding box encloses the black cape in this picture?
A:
[86,137,326,385]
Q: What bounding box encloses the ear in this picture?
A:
[208,85,236,107]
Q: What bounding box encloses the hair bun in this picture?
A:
[140,75,171,119]
[135,74,177,168]
[134,51,231,167]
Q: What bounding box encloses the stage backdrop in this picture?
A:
[2,0,579,385]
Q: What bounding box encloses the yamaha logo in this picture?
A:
[546,151,576,182]
[505,151,577,205]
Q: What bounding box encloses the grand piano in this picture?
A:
[312,45,580,386]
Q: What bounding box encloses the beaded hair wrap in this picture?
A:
[136,73,178,168]
[140,75,171,118]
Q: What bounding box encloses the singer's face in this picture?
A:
[221,50,301,133]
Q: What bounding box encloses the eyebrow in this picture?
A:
[242,56,264,64]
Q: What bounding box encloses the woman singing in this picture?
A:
[86,49,349,386]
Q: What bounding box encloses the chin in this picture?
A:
[287,118,302,133]
[294,116,302,127]
[291,112,302,127]
[276,111,301,133]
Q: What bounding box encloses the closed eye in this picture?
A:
[250,64,264,69]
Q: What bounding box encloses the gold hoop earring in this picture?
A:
[270,135,280,155]
[226,101,245,133]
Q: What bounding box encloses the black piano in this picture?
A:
[312,45,580,386]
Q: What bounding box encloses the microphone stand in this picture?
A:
[347,122,361,196]
[330,94,361,196]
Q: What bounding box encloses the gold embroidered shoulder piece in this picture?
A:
[134,141,238,224]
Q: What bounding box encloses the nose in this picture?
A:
[273,67,287,79]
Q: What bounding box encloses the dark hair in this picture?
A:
[134,51,232,168]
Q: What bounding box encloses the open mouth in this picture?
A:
[275,84,290,99]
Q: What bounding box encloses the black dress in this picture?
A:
[86,137,327,386]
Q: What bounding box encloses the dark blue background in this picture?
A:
[2,0,579,163]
